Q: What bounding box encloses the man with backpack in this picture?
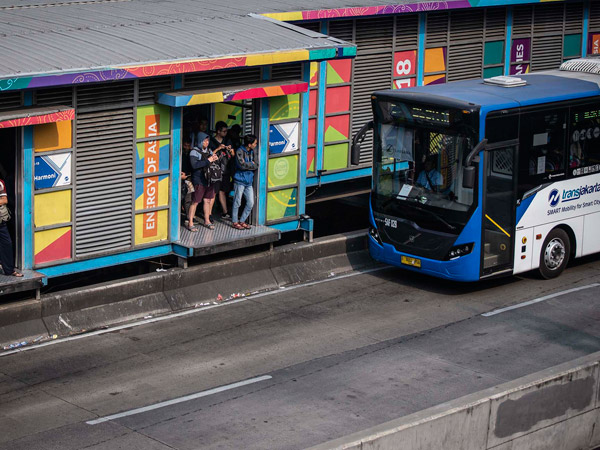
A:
[187,132,221,231]
[231,135,259,230]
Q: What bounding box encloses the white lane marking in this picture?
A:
[482,283,600,317]
[86,375,272,425]
[1,266,389,357]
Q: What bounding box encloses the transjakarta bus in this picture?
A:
[353,58,600,281]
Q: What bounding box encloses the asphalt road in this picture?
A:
[1,255,599,450]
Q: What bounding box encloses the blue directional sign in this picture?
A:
[34,153,71,190]
[269,124,289,154]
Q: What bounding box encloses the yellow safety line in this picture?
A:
[485,214,511,238]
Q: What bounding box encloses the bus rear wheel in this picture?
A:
[539,228,570,279]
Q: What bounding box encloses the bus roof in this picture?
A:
[374,71,600,115]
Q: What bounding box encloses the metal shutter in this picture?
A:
[395,14,419,50]
[512,5,533,37]
[34,87,73,107]
[426,12,449,47]
[353,52,392,165]
[74,82,135,258]
[75,108,134,257]
[0,91,22,111]
[564,3,583,34]
[138,77,172,104]
[271,63,303,81]
[447,10,484,81]
[531,4,564,71]
[352,18,393,165]
[591,1,600,31]
[183,67,262,90]
[328,20,354,43]
[293,21,321,33]
[485,8,507,40]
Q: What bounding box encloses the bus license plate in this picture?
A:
[401,256,421,268]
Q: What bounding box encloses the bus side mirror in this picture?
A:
[351,121,374,165]
[463,166,476,189]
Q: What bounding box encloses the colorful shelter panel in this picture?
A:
[424,47,447,73]
[509,64,529,76]
[268,155,298,188]
[310,62,319,87]
[511,38,531,64]
[308,119,316,147]
[0,108,74,129]
[484,41,504,66]
[269,94,300,121]
[394,78,416,89]
[394,51,417,78]
[564,34,582,58]
[136,139,170,175]
[325,86,350,114]
[136,104,170,139]
[34,152,72,190]
[484,67,504,78]
[135,175,169,211]
[33,120,72,152]
[269,122,299,154]
[327,59,352,85]
[307,148,316,175]
[323,143,349,170]
[309,90,318,116]
[267,188,297,221]
[135,209,168,245]
[34,226,71,265]
[158,81,308,107]
[215,103,243,127]
[324,115,350,143]
[589,33,600,55]
[424,74,446,86]
[34,190,71,227]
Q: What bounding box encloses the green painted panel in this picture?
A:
[484,41,504,66]
[267,188,297,221]
[268,155,298,188]
[136,104,171,139]
[324,124,348,143]
[323,143,349,170]
[215,103,243,127]
[269,94,300,121]
[564,34,582,58]
[483,66,504,78]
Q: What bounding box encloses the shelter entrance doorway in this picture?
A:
[0,127,21,270]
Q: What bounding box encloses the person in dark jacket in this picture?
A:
[231,134,259,229]
[187,132,218,231]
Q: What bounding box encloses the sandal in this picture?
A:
[232,222,244,230]
[9,271,23,277]
[185,224,198,232]
[241,223,251,229]
[203,222,215,230]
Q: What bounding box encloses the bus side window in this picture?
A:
[485,114,519,144]
[568,103,600,177]
[518,108,567,196]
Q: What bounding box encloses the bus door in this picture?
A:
[482,140,518,276]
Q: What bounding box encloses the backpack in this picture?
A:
[203,161,222,186]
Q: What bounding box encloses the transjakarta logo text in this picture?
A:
[550,183,600,205]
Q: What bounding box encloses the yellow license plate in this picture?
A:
[401,256,421,268]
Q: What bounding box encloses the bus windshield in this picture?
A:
[373,99,478,234]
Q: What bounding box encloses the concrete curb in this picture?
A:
[0,231,371,349]
[307,351,600,450]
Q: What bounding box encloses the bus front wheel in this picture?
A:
[539,228,570,279]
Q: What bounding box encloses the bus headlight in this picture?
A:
[446,243,474,260]
[369,226,382,245]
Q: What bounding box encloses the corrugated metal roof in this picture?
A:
[0,0,359,80]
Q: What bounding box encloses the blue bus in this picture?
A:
[353,59,600,281]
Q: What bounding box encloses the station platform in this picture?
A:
[174,218,280,258]
[0,269,46,298]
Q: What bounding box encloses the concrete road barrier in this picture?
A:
[308,351,600,450]
[0,231,371,349]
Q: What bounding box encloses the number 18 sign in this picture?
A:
[394,50,417,89]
